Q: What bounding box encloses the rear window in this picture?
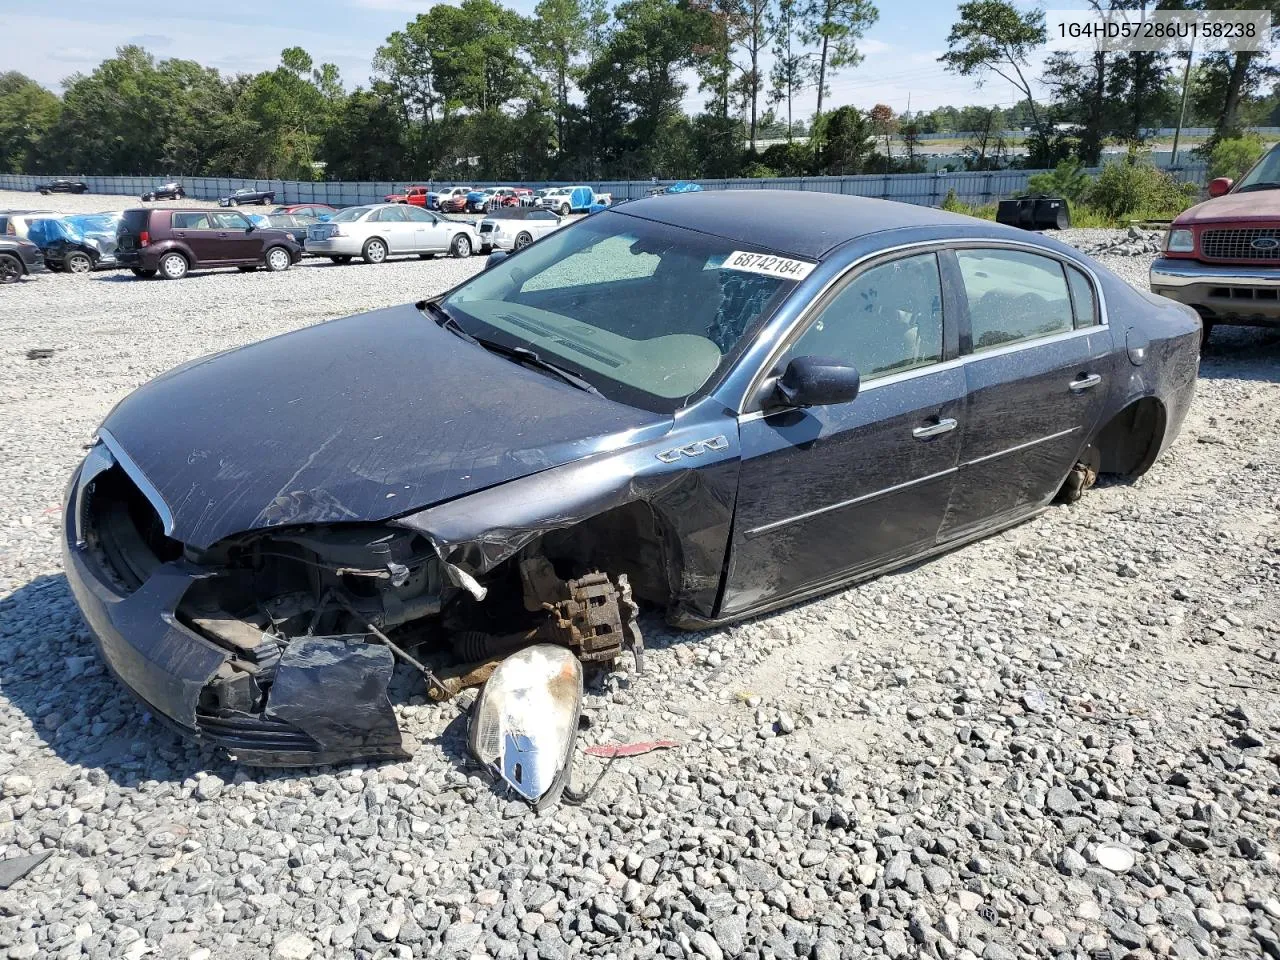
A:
[120,210,149,234]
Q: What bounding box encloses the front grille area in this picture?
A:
[1200,228,1280,262]
[1208,286,1280,301]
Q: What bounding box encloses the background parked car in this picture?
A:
[0,237,45,283]
[247,212,321,245]
[1,211,58,240]
[521,188,554,207]
[435,187,474,213]
[536,185,609,216]
[141,182,185,202]
[26,217,118,273]
[384,186,431,207]
[219,188,276,207]
[271,204,336,221]
[477,207,564,252]
[305,203,479,264]
[115,208,302,279]
[468,187,523,212]
[36,178,88,195]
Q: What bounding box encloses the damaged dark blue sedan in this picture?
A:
[62,191,1201,766]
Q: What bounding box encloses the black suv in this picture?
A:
[0,238,46,283]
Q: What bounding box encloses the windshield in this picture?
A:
[331,206,371,222]
[1235,146,1280,192]
[67,214,116,235]
[440,210,801,412]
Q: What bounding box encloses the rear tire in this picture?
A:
[264,246,291,272]
[130,267,157,278]
[450,233,473,258]
[559,203,570,216]
[0,254,22,284]
[159,252,189,280]
[65,252,93,274]
[362,238,388,264]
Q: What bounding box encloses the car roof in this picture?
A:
[613,190,1001,260]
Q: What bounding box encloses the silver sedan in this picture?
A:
[306,204,480,264]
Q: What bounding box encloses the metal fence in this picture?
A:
[0,163,1209,208]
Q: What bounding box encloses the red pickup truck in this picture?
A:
[1151,144,1280,345]
[384,186,431,208]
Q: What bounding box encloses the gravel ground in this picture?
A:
[1,193,1278,960]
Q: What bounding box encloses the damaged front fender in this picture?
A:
[393,407,743,622]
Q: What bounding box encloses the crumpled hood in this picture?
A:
[1175,191,1280,225]
[100,303,670,549]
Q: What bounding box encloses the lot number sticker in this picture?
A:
[723,251,816,281]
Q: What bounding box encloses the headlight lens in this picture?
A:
[1165,228,1194,253]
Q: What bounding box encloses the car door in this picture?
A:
[375,205,419,251]
[403,206,448,251]
[170,211,221,263]
[721,250,966,617]
[938,245,1116,540]
[211,210,262,262]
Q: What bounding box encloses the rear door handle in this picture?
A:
[1069,374,1102,392]
[913,418,958,439]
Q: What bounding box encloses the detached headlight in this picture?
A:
[1165,229,1194,253]
[469,644,582,810]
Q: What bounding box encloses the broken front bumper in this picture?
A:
[60,461,411,766]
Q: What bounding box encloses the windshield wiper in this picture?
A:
[422,300,478,344]
[485,342,604,397]
[421,301,602,397]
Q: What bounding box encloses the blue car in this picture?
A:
[27,215,120,273]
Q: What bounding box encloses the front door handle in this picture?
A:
[913,418,958,439]
[1069,373,1103,392]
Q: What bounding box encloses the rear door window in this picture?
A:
[956,249,1074,351]
[172,213,213,229]
[213,211,252,229]
[1066,265,1099,328]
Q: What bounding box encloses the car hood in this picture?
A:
[1175,191,1280,225]
[99,304,671,549]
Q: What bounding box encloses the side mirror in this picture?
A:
[485,250,509,271]
[771,356,861,408]
[1208,177,1233,198]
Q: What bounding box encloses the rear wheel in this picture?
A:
[130,267,157,278]
[514,231,533,250]
[65,252,93,274]
[159,252,189,280]
[450,233,473,258]
[264,246,291,272]
[0,254,22,284]
[362,238,388,264]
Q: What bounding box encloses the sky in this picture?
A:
[9,0,1102,120]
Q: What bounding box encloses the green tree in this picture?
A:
[1207,133,1266,181]
[0,73,61,173]
[767,0,815,141]
[321,88,408,180]
[940,1,1047,139]
[530,0,608,153]
[810,105,873,174]
[799,0,878,116]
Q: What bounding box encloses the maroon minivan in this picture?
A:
[115,208,303,279]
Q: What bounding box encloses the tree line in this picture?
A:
[0,0,1277,183]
